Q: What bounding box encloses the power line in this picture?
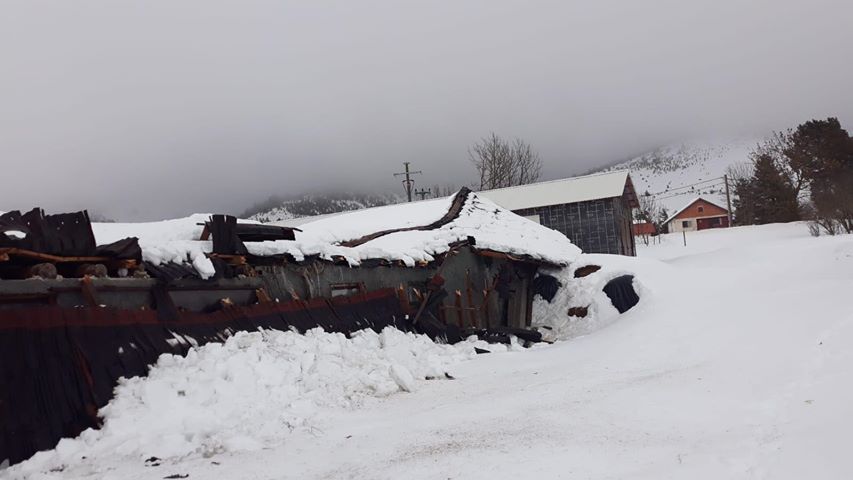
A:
[648,177,725,196]
[649,182,723,198]
[654,183,726,201]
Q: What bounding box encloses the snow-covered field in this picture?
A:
[5,222,853,479]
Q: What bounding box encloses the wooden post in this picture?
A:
[683,230,687,246]
[465,270,477,328]
[454,290,464,327]
[482,289,491,328]
[79,276,99,307]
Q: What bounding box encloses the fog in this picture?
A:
[1,0,851,220]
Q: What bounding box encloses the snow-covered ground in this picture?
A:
[5,222,853,479]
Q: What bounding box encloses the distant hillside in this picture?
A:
[602,138,761,214]
[242,192,404,223]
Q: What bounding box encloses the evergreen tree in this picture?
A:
[731,177,756,225]
[749,154,800,224]
[784,118,853,233]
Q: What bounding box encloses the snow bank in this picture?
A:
[532,254,646,341]
[6,328,504,478]
[92,214,219,278]
[275,196,456,245]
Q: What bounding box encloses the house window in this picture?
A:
[330,283,365,297]
[682,220,690,228]
[697,206,704,213]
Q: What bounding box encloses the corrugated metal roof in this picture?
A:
[477,170,635,211]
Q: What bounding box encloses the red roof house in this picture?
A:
[663,197,729,233]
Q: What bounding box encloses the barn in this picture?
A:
[664,197,730,233]
[477,170,639,256]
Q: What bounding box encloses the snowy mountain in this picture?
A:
[242,192,403,223]
[603,138,761,215]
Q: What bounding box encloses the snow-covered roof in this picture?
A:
[476,170,637,211]
[663,197,728,225]
[250,191,581,268]
[91,191,581,279]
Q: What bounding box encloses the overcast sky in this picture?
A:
[1,0,851,220]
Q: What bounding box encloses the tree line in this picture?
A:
[728,117,853,235]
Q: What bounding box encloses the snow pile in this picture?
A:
[93,214,218,279]
[531,254,645,341]
[7,327,503,477]
[252,193,581,268]
[272,196,456,245]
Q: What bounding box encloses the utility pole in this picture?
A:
[414,188,431,201]
[724,174,733,227]
[393,162,422,202]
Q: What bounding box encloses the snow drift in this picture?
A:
[4,328,510,478]
[531,254,644,341]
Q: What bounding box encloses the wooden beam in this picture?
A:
[79,276,100,307]
[465,270,478,328]
[454,290,464,328]
[0,248,112,264]
[207,253,247,266]
[255,287,272,304]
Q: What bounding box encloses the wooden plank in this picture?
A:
[465,270,478,328]
[454,290,464,328]
[207,253,247,265]
[255,287,273,304]
[108,259,138,270]
[396,285,411,314]
[79,276,100,307]
[482,288,491,327]
[0,248,111,264]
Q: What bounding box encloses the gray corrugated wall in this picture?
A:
[514,196,635,256]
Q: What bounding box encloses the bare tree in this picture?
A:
[634,193,662,245]
[469,133,542,190]
[725,161,753,186]
[430,184,460,198]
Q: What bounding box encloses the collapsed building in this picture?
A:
[0,188,636,466]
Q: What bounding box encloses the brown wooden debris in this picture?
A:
[79,276,99,306]
[255,288,273,304]
[573,265,602,278]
